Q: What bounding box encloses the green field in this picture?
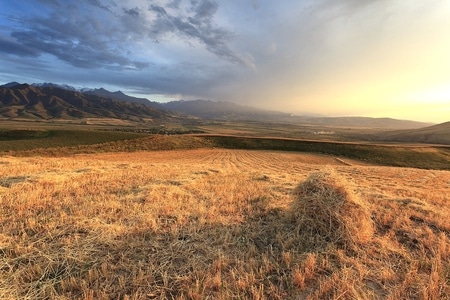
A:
[0,129,147,152]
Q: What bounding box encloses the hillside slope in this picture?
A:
[380,121,450,144]
[0,84,180,121]
[298,116,430,129]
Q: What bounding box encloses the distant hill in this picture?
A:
[0,84,181,121]
[296,116,430,130]
[162,100,430,129]
[162,99,289,120]
[379,121,450,144]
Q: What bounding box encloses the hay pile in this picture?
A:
[291,170,374,249]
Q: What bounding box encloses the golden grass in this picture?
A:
[0,149,449,299]
[290,170,374,249]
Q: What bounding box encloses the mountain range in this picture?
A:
[1,82,447,145]
[0,82,179,121]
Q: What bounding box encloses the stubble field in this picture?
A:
[1,149,449,299]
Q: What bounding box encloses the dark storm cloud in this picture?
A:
[83,0,114,13]
[168,0,182,9]
[251,0,260,10]
[0,35,40,57]
[192,0,218,20]
[11,30,146,69]
[104,61,236,97]
[124,7,140,18]
[149,5,168,16]
[148,0,255,68]
[34,0,60,6]
[4,3,148,69]
[120,6,149,35]
[0,0,252,70]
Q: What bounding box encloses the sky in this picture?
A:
[1,0,450,123]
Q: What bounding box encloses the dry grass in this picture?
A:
[290,170,374,249]
[0,149,449,299]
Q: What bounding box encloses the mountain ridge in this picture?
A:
[0,83,181,122]
[84,88,165,109]
[1,82,164,108]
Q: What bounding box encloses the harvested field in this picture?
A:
[1,149,449,299]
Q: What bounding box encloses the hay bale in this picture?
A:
[291,170,373,249]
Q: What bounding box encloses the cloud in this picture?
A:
[251,0,260,10]
[34,0,61,6]
[168,0,182,9]
[148,1,255,68]
[0,35,40,57]
[83,0,114,13]
[0,0,253,70]
[193,0,219,20]
[123,7,140,18]
[3,2,149,69]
